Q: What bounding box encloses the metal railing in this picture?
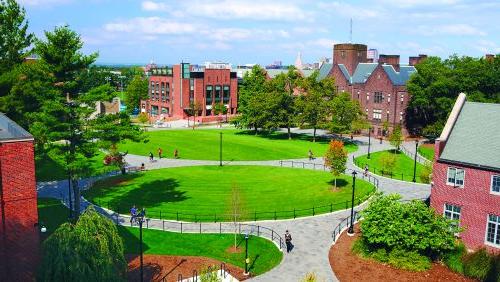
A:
[167,263,230,282]
[352,157,429,183]
[331,211,361,242]
[400,145,430,164]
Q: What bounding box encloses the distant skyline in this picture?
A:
[20,0,500,65]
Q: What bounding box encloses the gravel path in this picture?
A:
[36,132,430,282]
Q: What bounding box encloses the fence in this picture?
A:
[331,211,361,242]
[400,145,430,164]
[159,263,231,282]
[352,156,428,183]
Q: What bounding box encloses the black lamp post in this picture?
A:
[367,127,371,159]
[219,132,223,167]
[244,233,249,276]
[347,171,357,235]
[138,217,145,282]
[412,140,418,182]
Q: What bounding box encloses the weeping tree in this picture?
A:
[39,206,127,281]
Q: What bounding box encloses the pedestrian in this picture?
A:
[140,163,145,171]
[130,205,137,224]
[364,165,369,177]
[149,152,154,162]
[174,149,179,159]
[158,147,163,159]
[285,230,293,253]
[308,149,314,161]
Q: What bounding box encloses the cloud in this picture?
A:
[377,0,460,8]
[141,1,169,11]
[475,40,500,53]
[205,28,289,41]
[17,0,71,6]
[104,17,196,35]
[415,24,486,36]
[317,2,382,19]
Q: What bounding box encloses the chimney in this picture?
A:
[378,54,400,71]
[485,54,494,62]
[333,43,368,75]
[409,54,427,66]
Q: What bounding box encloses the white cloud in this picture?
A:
[377,0,460,8]
[17,0,71,6]
[104,17,196,35]
[318,2,382,19]
[475,40,500,53]
[415,24,486,36]
[141,1,169,11]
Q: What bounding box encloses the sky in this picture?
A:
[19,0,500,66]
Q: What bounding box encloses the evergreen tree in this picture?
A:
[124,75,148,114]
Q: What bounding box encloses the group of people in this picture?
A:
[149,147,179,162]
[130,205,146,224]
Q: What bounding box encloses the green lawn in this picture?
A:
[119,227,282,275]
[36,151,117,182]
[418,145,435,161]
[83,165,375,221]
[37,198,282,276]
[354,150,427,183]
[119,129,357,161]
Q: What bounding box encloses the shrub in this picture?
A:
[387,249,431,271]
[463,248,498,281]
[379,153,396,175]
[419,161,433,184]
[443,243,466,274]
[351,238,370,257]
[200,266,222,282]
[301,272,321,282]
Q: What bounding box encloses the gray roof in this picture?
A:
[0,113,33,142]
[337,64,351,82]
[317,63,333,81]
[336,63,416,86]
[352,63,378,84]
[439,102,500,169]
[382,65,417,86]
[266,69,288,78]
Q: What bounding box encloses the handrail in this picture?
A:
[400,144,430,164]
[352,157,430,183]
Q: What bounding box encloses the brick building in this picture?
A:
[141,62,238,123]
[0,113,39,280]
[431,93,500,253]
[319,43,426,136]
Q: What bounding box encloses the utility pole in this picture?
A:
[219,132,223,167]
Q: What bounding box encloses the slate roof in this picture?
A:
[382,65,417,86]
[317,63,332,81]
[336,63,416,86]
[439,102,500,169]
[0,113,33,142]
[352,63,378,84]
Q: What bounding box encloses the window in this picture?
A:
[151,105,158,116]
[341,51,345,58]
[492,175,500,194]
[189,79,194,103]
[206,85,213,105]
[373,109,382,120]
[215,85,221,103]
[444,204,461,221]
[447,167,465,187]
[165,83,170,99]
[486,214,500,246]
[374,92,383,103]
[161,107,169,114]
[223,85,230,104]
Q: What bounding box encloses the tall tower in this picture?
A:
[294,51,303,70]
[333,43,368,75]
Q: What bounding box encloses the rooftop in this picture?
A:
[336,63,416,86]
[439,101,500,170]
[0,113,33,143]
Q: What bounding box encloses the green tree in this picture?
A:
[137,112,149,129]
[39,206,127,281]
[213,102,228,127]
[329,92,364,137]
[389,124,403,151]
[186,101,202,129]
[297,71,335,142]
[0,0,34,74]
[324,140,348,189]
[379,153,396,175]
[124,75,148,114]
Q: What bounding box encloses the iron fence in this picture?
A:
[400,145,430,164]
[352,157,429,183]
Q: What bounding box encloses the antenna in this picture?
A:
[349,18,353,43]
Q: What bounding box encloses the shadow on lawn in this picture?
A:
[326,178,349,188]
[235,130,331,144]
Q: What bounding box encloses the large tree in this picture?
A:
[406,55,500,137]
[329,92,365,137]
[324,140,348,189]
[297,71,336,142]
[39,206,127,281]
[124,75,148,114]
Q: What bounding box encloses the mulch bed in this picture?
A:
[127,254,248,282]
[329,226,475,282]
[420,143,435,149]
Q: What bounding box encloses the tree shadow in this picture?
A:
[234,130,331,145]
[326,178,349,188]
[248,254,260,273]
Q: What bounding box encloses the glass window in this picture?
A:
[215,85,221,103]
[223,85,230,104]
[486,214,500,246]
[444,204,461,221]
[165,83,170,98]
[374,92,383,103]
[206,85,213,105]
[161,107,169,114]
[151,105,158,116]
[373,109,382,120]
[492,175,500,193]
[447,167,465,187]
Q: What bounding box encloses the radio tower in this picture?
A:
[349,18,353,43]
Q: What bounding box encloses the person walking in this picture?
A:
[285,230,293,253]
[308,149,314,161]
[130,205,137,224]
[158,147,163,159]
[149,152,154,162]
[364,165,369,177]
[174,149,179,159]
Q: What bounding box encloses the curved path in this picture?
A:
[36,132,430,282]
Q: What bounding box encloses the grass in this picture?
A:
[35,151,117,182]
[119,129,358,161]
[119,227,282,275]
[354,150,427,183]
[418,144,435,161]
[83,165,375,221]
[37,198,282,276]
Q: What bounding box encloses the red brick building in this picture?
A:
[0,113,39,280]
[141,62,238,123]
[319,43,426,136]
[431,94,500,253]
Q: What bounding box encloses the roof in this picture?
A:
[265,69,315,79]
[381,65,417,86]
[439,101,500,170]
[0,113,33,143]
[317,63,332,80]
[336,63,416,86]
[352,63,378,84]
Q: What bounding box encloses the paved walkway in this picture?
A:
[36,132,430,282]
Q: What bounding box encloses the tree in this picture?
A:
[324,140,348,189]
[229,183,243,249]
[379,153,396,176]
[382,121,390,137]
[297,71,335,142]
[389,124,403,151]
[39,206,127,281]
[124,75,148,114]
[213,102,228,127]
[0,0,34,74]
[329,92,365,137]
[137,112,149,129]
[186,101,202,129]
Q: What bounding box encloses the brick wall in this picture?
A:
[431,141,500,253]
[0,140,39,280]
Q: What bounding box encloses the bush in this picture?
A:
[387,249,431,271]
[419,161,433,184]
[463,248,499,281]
[443,243,466,274]
[301,272,321,282]
[351,238,370,257]
[379,153,396,175]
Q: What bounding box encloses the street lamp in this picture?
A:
[137,217,145,282]
[412,140,419,182]
[244,233,249,276]
[367,127,371,159]
[219,132,223,167]
[347,171,357,235]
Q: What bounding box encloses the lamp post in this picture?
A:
[367,127,371,159]
[138,217,145,282]
[244,233,249,276]
[412,140,418,182]
[219,132,223,167]
[347,171,357,235]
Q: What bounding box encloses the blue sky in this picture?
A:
[20,0,500,65]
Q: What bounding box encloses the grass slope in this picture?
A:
[84,165,375,221]
[354,150,426,183]
[418,145,435,161]
[37,198,70,237]
[120,129,357,161]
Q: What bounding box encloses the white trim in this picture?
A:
[446,167,465,188]
[490,175,500,195]
[484,214,500,248]
[439,92,466,141]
